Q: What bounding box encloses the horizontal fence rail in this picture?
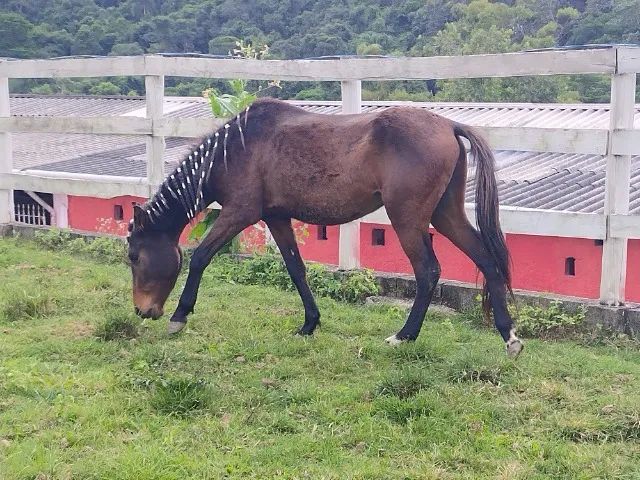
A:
[3,116,635,156]
[0,171,152,199]
[1,47,637,80]
[0,47,639,303]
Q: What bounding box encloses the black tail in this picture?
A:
[453,123,512,316]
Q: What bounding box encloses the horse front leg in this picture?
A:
[168,208,254,334]
[265,217,321,335]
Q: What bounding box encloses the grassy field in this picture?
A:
[0,237,639,479]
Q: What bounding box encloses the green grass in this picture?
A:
[0,238,639,479]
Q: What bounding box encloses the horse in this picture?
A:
[127,98,523,357]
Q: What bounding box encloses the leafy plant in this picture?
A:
[206,79,257,118]
[220,253,379,304]
[33,228,73,250]
[463,294,587,339]
[192,41,279,244]
[306,263,342,299]
[188,209,239,253]
[203,42,276,119]
[512,301,586,338]
[340,270,380,303]
[34,229,126,264]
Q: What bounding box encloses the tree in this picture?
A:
[110,42,145,56]
[1,0,638,102]
[71,23,104,55]
[89,81,121,95]
[0,12,35,58]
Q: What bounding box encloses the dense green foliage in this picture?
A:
[219,252,380,303]
[1,238,640,477]
[33,228,127,264]
[2,0,639,102]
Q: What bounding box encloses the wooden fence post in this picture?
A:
[0,77,12,226]
[599,72,637,305]
[338,79,362,270]
[145,75,165,195]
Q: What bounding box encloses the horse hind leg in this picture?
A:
[431,188,523,357]
[382,201,441,344]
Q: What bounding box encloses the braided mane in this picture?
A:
[141,104,252,227]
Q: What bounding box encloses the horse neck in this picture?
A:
[143,107,257,236]
[143,137,225,237]
[143,183,193,239]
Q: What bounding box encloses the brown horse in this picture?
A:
[127,98,523,357]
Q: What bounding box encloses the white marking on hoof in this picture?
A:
[506,329,524,358]
[167,321,186,335]
[385,334,405,346]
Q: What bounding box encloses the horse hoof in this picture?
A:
[384,334,405,346]
[506,338,524,358]
[167,321,186,335]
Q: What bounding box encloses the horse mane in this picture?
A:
[136,98,304,230]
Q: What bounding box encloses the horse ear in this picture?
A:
[133,205,148,230]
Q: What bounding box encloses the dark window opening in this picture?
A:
[317,225,328,240]
[114,204,124,221]
[372,228,385,246]
[565,257,576,276]
[13,190,52,226]
[594,239,604,247]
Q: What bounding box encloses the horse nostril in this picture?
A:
[134,307,142,316]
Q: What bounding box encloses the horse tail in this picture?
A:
[453,123,512,316]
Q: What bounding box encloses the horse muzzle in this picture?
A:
[135,306,163,320]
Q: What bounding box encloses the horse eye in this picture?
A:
[128,252,139,264]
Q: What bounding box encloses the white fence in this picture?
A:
[14,202,48,226]
[0,47,639,303]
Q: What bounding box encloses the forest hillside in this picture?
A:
[1,0,639,102]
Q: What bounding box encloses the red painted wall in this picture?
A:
[625,240,640,302]
[298,224,340,266]
[302,222,607,300]
[68,195,198,245]
[239,222,268,254]
[507,235,602,299]
[68,195,144,237]
[68,197,626,302]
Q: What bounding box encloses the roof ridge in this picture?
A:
[10,94,640,111]
[10,93,145,100]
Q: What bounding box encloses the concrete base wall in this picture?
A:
[370,271,640,338]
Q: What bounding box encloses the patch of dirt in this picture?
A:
[365,296,456,316]
[55,320,95,339]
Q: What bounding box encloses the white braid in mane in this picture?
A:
[142,104,251,225]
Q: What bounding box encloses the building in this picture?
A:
[8,94,640,301]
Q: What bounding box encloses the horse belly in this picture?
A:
[267,184,382,226]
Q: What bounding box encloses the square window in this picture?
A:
[114,204,124,221]
[317,225,328,240]
[372,228,385,246]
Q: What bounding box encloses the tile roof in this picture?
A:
[465,151,640,214]
[7,95,640,214]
